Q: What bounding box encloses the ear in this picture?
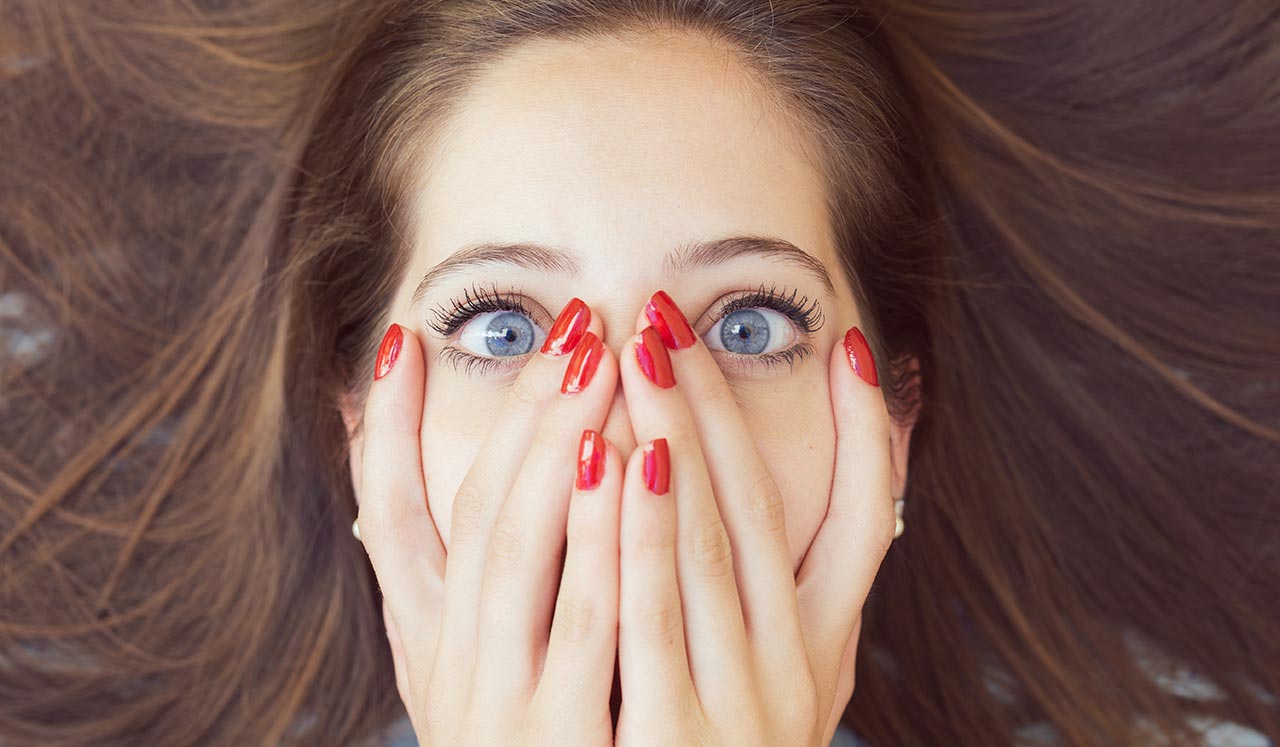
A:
[340,389,367,504]
[888,355,922,502]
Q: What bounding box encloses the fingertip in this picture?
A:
[841,325,879,388]
[365,322,426,433]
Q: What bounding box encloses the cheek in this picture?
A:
[420,374,496,550]
[740,372,836,574]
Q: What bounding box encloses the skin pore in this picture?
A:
[350,27,912,574]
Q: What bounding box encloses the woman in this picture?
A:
[1,0,1276,745]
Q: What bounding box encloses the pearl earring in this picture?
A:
[893,497,906,539]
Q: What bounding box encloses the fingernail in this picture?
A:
[635,326,676,388]
[642,438,670,495]
[374,323,403,380]
[561,331,604,394]
[644,290,696,350]
[843,326,879,387]
[576,429,605,490]
[541,297,591,356]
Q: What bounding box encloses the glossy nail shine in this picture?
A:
[644,290,697,350]
[843,326,879,387]
[576,429,605,490]
[635,326,676,388]
[541,297,591,356]
[643,438,670,495]
[561,331,604,394]
[374,323,403,380]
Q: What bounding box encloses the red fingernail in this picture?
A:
[576,429,605,490]
[561,331,604,394]
[635,327,676,388]
[541,297,591,356]
[642,438,670,495]
[843,326,879,387]
[374,323,403,380]
[644,290,696,350]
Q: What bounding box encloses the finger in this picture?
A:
[618,438,695,715]
[433,299,604,692]
[637,290,804,675]
[356,323,446,679]
[796,325,896,694]
[472,340,618,694]
[383,600,414,726]
[619,324,752,701]
[820,615,861,747]
[535,431,623,718]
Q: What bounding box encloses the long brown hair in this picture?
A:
[2,1,1276,745]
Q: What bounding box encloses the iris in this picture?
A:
[483,312,536,356]
[720,308,769,355]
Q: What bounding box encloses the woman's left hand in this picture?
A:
[614,292,897,746]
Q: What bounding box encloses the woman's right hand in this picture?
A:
[355,299,622,746]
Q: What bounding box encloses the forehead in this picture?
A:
[404,29,837,281]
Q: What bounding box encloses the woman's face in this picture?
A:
[352,30,909,573]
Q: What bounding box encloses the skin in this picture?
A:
[345,28,916,745]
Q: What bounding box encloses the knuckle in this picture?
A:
[639,597,683,641]
[506,374,545,414]
[663,419,701,453]
[745,473,787,536]
[700,376,738,409]
[565,507,601,549]
[529,415,574,457]
[449,484,489,538]
[869,507,897,557]
[553,596,599,645]
[485,511,525,578]
[632,519,677,557]
[691,518,735,578]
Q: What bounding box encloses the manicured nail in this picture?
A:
[642,438,670,495]
[843,326,879,387]
[561,331,604,394]
[635,326,676,388]
[644,290,696,350]
[576,429,605,490]
[374,323,403,380]
[541,297,591,356]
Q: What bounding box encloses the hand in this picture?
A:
[612,292,897,746]
[355,299,626,746]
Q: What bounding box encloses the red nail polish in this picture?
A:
[541,297,591,356]
[561,331,604,394]
[374,323,403,380]
[644,290,696,350]
[635,327,676,388]
[843,326,879,387]
[576,429,605,490]
[643,438,670,495]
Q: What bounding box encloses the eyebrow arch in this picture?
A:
[410,235,836,305]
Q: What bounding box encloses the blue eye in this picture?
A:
[457,310,546,357]
[704,307,796,355]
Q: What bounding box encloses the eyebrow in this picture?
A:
[411,235,836,305]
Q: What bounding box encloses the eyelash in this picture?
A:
[427,282,535,338]
[426,282,824,375]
